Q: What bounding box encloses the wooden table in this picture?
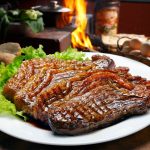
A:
[0,126,149,150]
[1,28,71,54]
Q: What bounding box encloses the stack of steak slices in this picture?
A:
[3,55,150,135]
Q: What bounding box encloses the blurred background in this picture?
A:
[0,0,149,36]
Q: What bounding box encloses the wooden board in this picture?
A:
[1,28,71,54]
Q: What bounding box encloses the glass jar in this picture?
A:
[95,0,120,36]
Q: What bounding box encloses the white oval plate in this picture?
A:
[0,52,150,146]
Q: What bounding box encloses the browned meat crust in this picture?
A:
[3,55,115,101]
[3,55,150,135]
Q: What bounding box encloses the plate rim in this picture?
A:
[0,115,150,146]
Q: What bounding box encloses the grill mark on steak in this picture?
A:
[48,93,147,135]
[4,56,114,101]
[64,71,133,102]
[2,55,150,135]
[12,70,94,122]
[47,80,149,135]
[33,71,96,122]
[14,68,55,112]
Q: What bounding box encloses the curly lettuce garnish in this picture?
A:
[50,47,85,61]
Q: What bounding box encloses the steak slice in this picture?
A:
[48,93,147,135]
[3,55,115,123]
[46,68,150,135]
[3,55,115,101]
[48,74,149,135]
[2,54,150,135]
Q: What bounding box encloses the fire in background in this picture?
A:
[57,0,93,49]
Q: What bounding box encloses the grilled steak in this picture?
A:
[47,68,150,135]
[3,55,150,135]
[3,55,115,101]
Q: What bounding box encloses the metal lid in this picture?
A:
[95,0,120,10]
[37,1,71,13]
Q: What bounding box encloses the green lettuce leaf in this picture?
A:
[50,47,86,61]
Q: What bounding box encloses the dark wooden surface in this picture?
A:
[24,28,71,53]
[3,28,71,53]
[0,126,149,150]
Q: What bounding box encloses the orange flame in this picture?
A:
[72,0,93,49]
[58,0,93,49]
